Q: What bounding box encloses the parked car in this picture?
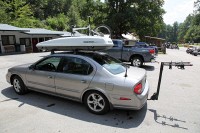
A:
[135,42,158,55]
[191,47,200,56]
[165,43,179,49]
[192,50,200,56]
[186,46,200,56]
[186,47,195,54]
[104,39,156,67]
[6,51,149,115]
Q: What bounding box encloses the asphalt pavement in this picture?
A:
[0,48,199,133]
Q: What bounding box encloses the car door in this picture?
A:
[26,56,62,93]
[55,56,96,99]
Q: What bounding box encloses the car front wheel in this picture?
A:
[84,91,110,115]
[12,76,28,95]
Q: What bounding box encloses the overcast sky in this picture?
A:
[163,0,196,25]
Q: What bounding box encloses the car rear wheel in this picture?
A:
[84,91,110,115]
[131,57,143,67]
[12,76,28,95]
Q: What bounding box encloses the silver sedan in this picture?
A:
[6,51,149,114]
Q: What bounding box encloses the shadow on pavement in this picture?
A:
[141,65,155,71]
[148,109,188,130]
[1,87,147,129]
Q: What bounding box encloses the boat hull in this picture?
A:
[36,36,114,51]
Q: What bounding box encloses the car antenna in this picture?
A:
[124,65,128,77]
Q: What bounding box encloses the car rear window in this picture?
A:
[76,52,126,75]
[92,54,126,74]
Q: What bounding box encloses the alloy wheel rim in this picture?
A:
[87,93,105,112]
[133,59,141,66]
[13,79,20,92]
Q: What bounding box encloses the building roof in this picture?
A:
[22,28,64,35]
[0,23,86,36]
[0,24,29,32]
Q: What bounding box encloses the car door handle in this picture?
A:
[81,80,87,83]
[48,76,53,79]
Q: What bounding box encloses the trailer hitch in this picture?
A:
[148,62,193,100]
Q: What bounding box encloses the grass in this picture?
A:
[178,43,200,47]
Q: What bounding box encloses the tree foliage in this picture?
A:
[0,0,45,28]
[0,1,10,23]
[45,13,69,31]
[0,0,184,41]
[105,0,165,39]
[159,0,200,43]
[179,0,200,43]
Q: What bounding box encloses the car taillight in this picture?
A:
[134,83,142,94]
[149,49,155,54]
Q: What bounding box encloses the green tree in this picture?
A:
[177,15,193,43]
[67,0,87,33]
[1,0,44,28]
[80,0,108,28]
[0,1,10,23]
[106,0,136,37]
[134,0,165,39]
[165,24,173,42]
[171,22,179,42]
[1,0,167,40]
[105,0,165,39]
[194,0,200,13]
[184,25,200,43]
[28,0,72,20]
[177,0,200,43]
[193,0,200,26]
[45,13,69,31]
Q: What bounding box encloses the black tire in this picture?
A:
[12,76,28,95]
[84,91,110,115]
[131,57,143,67]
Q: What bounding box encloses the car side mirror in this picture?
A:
[29,65,35,70]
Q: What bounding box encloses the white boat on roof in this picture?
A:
[36,36,113,51]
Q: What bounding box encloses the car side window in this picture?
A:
[61,57,93,75]
[35,57,61,72]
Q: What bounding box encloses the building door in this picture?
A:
[20,38,32,53]
[32,38,38,52]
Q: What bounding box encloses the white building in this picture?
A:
[0,24,78,54]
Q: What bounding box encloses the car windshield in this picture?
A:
[92,54,126,74]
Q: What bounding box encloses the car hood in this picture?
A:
[9,63,32,71]
[117,66,146,81]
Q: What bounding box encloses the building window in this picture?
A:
[45,37,52,41]
[20,38,31,47]
[1,35,15,46]
[39,38,44,42]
